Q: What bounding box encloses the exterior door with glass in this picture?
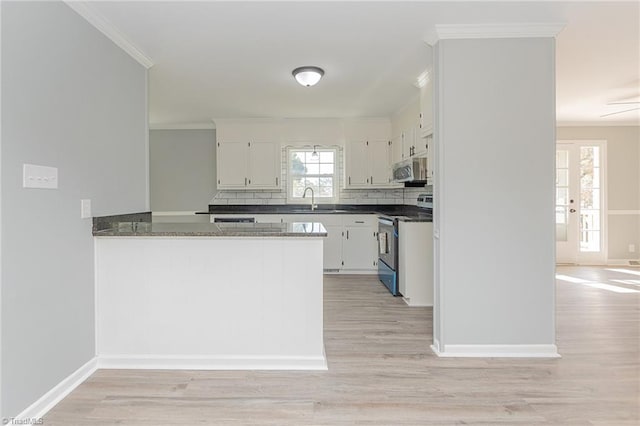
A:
[556,141,605,264]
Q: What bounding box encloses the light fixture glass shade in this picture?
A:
[292,66,324,87]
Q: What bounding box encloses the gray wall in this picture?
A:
[150,129,216,212]
[433,38,556,348]
[1,1,147,417]
[556,126,640,260]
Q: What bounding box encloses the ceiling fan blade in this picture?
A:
[606,101,640,105]
[600,107,640,117]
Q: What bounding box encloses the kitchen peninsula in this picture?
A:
[93,214,328,370]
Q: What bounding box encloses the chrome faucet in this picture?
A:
[302,187,317,211]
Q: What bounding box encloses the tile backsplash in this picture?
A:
[210,146,431,206]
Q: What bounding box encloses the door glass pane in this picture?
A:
[556,148,571,243]
[556,207,568,242]
[556,187,569,205]
[556,169,569,186]
[556,150,569,168]
[581,231,600,252]
[579,146,601,252]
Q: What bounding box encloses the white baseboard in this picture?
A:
[97,354,328,370]
[607,259,640,266]
[15,357,98,421]
[431,344,561,358]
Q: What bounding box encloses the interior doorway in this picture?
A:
[556,140,607,264]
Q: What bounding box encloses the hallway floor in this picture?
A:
[44,267,639,425]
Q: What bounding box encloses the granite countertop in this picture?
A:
[202,204,433,222]
[93,221,327,237]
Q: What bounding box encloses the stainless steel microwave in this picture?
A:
[392,157,428,183]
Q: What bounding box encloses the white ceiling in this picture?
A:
[79,1,640,126]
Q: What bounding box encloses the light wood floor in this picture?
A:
[44,266,639,425]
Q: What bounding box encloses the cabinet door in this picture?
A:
[426,134,434,183]
[249,141,281,189]
[390,135,403,165]
[323,225,344,271]
[414,132,428,157]
[217,142,248,189]
[420,78,434,136]
[369,139,392,187]
[402,128,414,159]
[343,226,377,270]
[345,140,369,188]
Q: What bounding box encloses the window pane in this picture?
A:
[306,164,320,175]
[319,152,334,163]
[291,178,305,197]
[319,163,334,174]
[319,185,333,197]
[304,177,320,189]
[291,153,307,174]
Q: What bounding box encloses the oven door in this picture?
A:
[378,218,397,270]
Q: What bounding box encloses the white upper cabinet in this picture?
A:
[345,139,397,188]
[248,141,280,188]
[343,118,395,189]
[390,134,403,165]
[419,72,434,137]
[215,119,282,190]
[216,140,281,190]
[369,139,393,185]
[217,141,249,188]
[345,140,369,187]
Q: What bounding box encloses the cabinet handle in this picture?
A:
[245,177,247,186]
[276,177,278,186]
[348,176,351,185]
[346,230,349,239]
[218,179,220,184]
[355,221,364,224]
[366,178,369,184]
[248,179,251,184]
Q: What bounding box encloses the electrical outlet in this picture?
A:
[629,244,636,253]
[81,199,92,219]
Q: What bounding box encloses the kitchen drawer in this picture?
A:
[343,215,377,227]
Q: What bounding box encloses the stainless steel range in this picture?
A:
[377,193,433,296]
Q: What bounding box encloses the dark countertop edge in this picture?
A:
[93,211,151,232]
[205,204,432,222]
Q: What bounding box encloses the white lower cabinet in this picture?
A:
[213,213,378,273]
[398,221,434,306]
[341,215,378,271]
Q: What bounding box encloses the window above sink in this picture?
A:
[287,147,338,204]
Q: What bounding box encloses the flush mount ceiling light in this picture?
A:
[292,66,324,87]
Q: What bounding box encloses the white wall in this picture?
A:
[433,37,556,354]
[1,1,147,417]
[149,129,216,212]
[556,126,640,261]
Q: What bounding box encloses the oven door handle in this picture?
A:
[378,218,395,227]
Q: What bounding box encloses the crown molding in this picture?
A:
[64,1,154,69]
[425,23,566,46]
[149,122,216,130]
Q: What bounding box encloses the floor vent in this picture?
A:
[629,260,640,266]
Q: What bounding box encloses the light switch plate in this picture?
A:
[23,164,58,189]
[81,199,92,219]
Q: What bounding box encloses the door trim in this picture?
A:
[556,140,608,265]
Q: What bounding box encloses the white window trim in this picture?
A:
[286,147,339,204]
